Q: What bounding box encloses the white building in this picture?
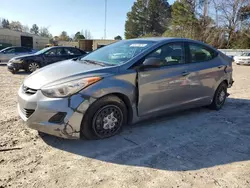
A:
[0,28,49,49]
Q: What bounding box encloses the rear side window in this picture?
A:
[188,43,218,63]
[65,48,82,55]
[16,47,31,53]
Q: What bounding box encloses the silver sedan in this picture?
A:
[17,38,234,139]
[0,46,36,63]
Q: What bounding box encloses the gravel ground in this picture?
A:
[1,64,250,188]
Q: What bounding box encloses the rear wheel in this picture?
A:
[27,62,40,72]
[209,82,228,110]
[81,95,127,139]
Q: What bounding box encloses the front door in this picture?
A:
[43,48,66,65]
[138,42,190,116]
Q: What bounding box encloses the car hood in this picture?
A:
[13,54,38,60]
[24,59,112,90]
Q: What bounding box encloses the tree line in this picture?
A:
[125,0,250,49]
[0,18,95,42]
[1,18,123,41]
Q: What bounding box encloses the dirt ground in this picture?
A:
[1,64,250,188]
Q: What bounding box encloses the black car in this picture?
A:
[7,46,86,73]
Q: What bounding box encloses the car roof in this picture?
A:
[128,37,218,51]
[129,37,204,43]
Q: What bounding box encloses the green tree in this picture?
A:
[167,0,197,38]
[114,35,122,40]
[59,31,69,41]
[1,19,10,29]
[30,24,39,35]
[74,31,85,41]
[125,0,171,39]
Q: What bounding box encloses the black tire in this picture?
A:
[209,82,228,110]
[9,69,18,74]
[27,62,40,73]
[80,95,128,140]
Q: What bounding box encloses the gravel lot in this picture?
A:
[1,64,250,188]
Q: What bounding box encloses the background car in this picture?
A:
[0,46,37,64]
[233,52,250,65]
[7,46,87,73]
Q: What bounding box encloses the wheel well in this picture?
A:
[222,80,228,86]
[108,93,133,125]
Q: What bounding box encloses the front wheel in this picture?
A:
[27,62,40,73]
[209,82,228,110]
[81,95,127,139]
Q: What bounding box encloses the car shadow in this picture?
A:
[13,71,30,75]
[41,98,250,171]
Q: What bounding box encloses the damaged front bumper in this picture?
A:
[17,86,94,139]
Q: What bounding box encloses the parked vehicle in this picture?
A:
[233,52,250,65]
[0,46,36,64]
[17,38,234,140]
[7,46,86,73]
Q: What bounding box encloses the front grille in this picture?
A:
[20,108,35,118]
[22,85,37,95]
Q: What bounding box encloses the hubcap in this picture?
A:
[103,112,118,129]
[29,63,39,72]
[219,90,226,102]
[92,105,123,138]
[216,87,226,106]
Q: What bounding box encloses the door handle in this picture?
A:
[182,71,190,76]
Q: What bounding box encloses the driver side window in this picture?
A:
[146,43,185,66]
[44,48,57,56]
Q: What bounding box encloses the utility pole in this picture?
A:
[104,0,107,39]
[203,0,209,17]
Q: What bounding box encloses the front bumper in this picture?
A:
[17,86,93,139]
[235,60,250,65]
[7,62,22,72]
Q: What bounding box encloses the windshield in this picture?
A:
[35,47,52,55]
[0,47,11,53]
[80,40,156,65]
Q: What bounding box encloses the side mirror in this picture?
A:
[140,57,163,70]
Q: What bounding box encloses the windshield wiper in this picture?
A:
[81,59,107,67]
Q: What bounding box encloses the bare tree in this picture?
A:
[22,25,30,33]
[216,0,249,47]
[84,29,92,39]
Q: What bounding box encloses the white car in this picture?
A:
[234,52,250,65]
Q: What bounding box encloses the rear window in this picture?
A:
[188,43,218,63]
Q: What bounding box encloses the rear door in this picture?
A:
[185,42,225,104]
[137,42,190,116]
[64,47,84,59]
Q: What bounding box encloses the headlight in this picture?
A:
[41,77,102,98]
